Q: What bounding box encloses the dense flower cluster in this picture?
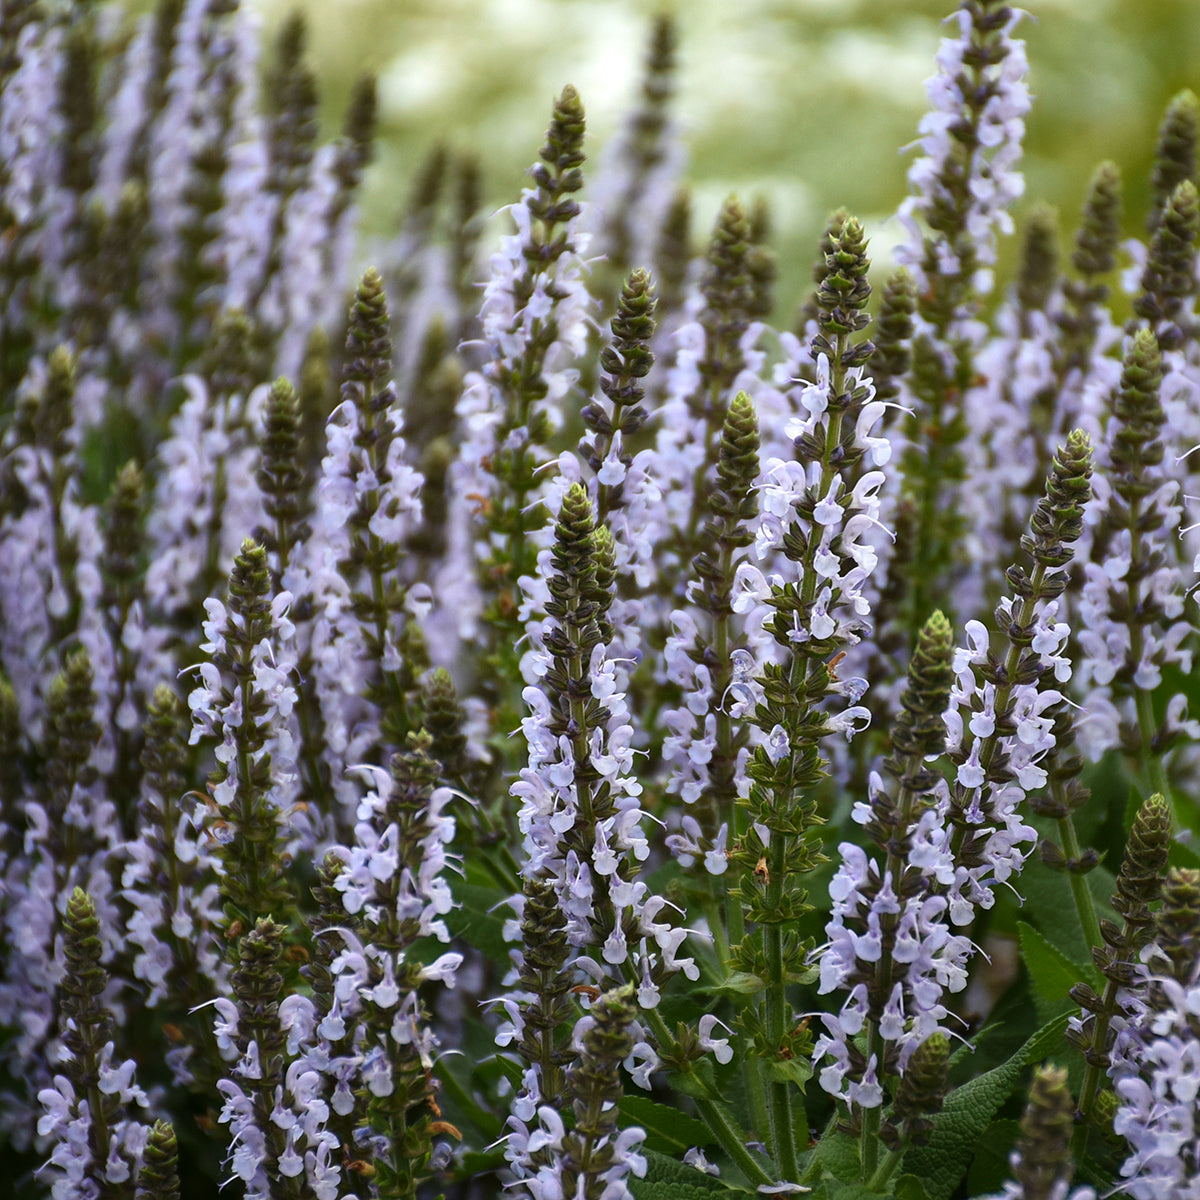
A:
[2,1,1200,1198]
[1108,870,1200,1200]
[895,0,1030,313]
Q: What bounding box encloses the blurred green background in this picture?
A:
[139,0,1200,316]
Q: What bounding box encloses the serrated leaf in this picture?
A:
[1017,921,1093,1022]
[1022,1012,1072,1066]
[634,1148,754,1198]
[806,1129,862,1183]
[902,1015,1069,1200]
[619,1095,714,1154]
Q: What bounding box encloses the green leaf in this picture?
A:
[800,1164,892,1200]
[1017,921,1094,1022]
[762,1057,814,1088]
[438,1050,504,1141]
[965,1119,1019,1198]
[786,963,820,987]
[1023,1012,1072,1066]
[1169,836,1200,871]
[619,1096,715,1154]
[824,1185,889,1200]
[446,879,510,969]
[670,1072,718,1100]
[1016,853,1118,966]
[705,971,766,997]
[494,1053,525,1091]
[893,1175,930,1200]
[454,1147,508,1182]
[902,1015,1070,1200]
[806,1129,862,1183]
[634,1148,753,1198]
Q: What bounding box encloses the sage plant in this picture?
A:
[1,1,1199,1198]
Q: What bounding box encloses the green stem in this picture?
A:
[83,1074,113,1193]
[1071,980,1119,1158]
[707,539,735,843]
[860,753,931,1181]
[1071,910,1141,1155]
[723,849,768,1138]
[692,1095,776,1189]
[1056,809,1103,954]
[627,975,774,1176]
[764,830,799,1180]
[743,1043,771,1146]
[859,1041,883,1180]
[637,999,674,1052]
[761,338,850,1180]
[866,1145,906,1193]
[909,419,945,644]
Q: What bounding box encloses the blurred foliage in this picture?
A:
[118,0,1200,318]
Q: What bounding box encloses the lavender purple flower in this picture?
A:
[1108,869,1200,1200]
[1,1,1198,1195]
[37,888,152,1200]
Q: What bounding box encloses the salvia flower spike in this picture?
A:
[2,3,1200,1196]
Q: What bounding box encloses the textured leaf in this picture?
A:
[671,1066,720,1099]
[901,1016,1070,1200]
[1018,920,1092,1022]
[634,1148,753,1198]
[807,1129,862,1183]
[1023,1012,1072,1065]
[824,1184,889,1200]
[619,1096,715,1154]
